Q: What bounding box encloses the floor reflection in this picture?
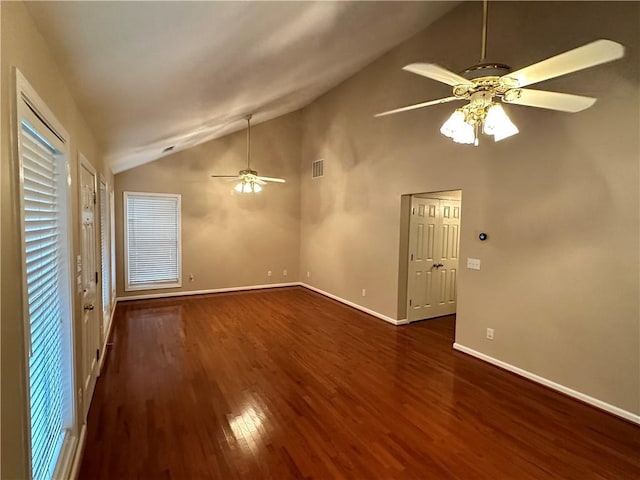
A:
[228,405,264,454]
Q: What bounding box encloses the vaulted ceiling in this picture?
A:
[26,1,458,172]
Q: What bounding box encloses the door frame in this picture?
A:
[14,68,79,480]
[398,189,464,323]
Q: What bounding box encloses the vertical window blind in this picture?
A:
[20,119,71,480]
[99,181,110,322]
[124,192,181,291]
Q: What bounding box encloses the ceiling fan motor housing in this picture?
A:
[453,63,519,100]
[462,62,511,80]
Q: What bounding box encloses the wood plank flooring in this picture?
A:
[79,287,640,479]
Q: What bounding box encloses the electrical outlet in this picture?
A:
[362,288,366,297]
[283,269,288,276]
[486,328,495,340]
[189,273,195,281]
[267,270,272,277]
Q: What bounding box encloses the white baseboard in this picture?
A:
[116,283,408,328]
[117,282,299,302]
[98,302,117,373]
[299,283,406,326]
[116,282,407,327]
[453,343,640,425]
[69,424,87,480]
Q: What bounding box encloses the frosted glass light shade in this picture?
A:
[484,104,519,141]
[452,121,476,144]
[440,110,466,138]
[441,110,476,145]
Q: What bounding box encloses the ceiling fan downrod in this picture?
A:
[480,0,489,62]
[246,114,252,171]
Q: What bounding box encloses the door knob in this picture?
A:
[432,263,444,269]
[83,304,94,311]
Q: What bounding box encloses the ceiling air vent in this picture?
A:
[312,159,324,179]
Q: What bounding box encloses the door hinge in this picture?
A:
[93,191,97,205]
[409,299,412,306]
[95,271,99,284]
[412,207,415,215]
[96,349,99,361]
[410,253,414,261]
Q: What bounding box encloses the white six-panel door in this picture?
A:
[79,157,100,419]
[407,196,461,322]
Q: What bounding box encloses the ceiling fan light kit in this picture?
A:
[211,114,285,193]
[376,0,625,146]
[440,92,519,145]
[234,176,263,193]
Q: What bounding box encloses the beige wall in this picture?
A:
[3,4,638,478]
[115,112,301,298]
[299,1,639,415]
[1,1,112,477]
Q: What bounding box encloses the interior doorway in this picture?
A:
[400,190,462,323]
[79,155,100,419]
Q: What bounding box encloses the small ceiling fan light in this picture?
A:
[484,104,519,141]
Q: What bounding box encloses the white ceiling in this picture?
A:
[26,1,458,173]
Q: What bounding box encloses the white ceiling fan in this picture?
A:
[375,0,625,145]
[211,114,285,193]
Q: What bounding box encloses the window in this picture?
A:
[16,71,76,480]
[124,192,182,291]
[99,179,111,329]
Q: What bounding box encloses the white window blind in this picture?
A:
[19,119,72,480]
[124,192,182,291]
[99,181,110,321]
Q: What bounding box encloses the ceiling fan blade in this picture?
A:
[210,175,240,179]
[503,89,596,112]
[256,176,286,183]
[504,39,624,88]
[374,96,461,118]
[403,63,474,87]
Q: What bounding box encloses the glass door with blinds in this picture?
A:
[99,179,111,334]
[17,78,76,480]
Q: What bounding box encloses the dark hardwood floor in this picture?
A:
[79,287,640,479]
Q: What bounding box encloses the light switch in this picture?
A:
[467,258,481,270]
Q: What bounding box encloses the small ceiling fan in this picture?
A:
[375,0,625,145]
[211,114,285,193]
